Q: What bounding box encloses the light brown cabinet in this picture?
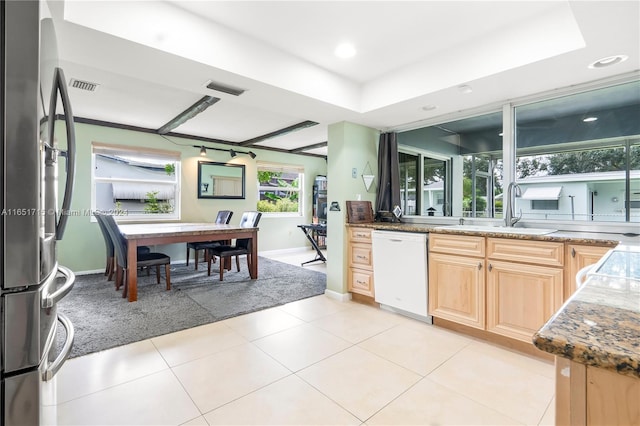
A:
[429,235,485,329]
[429,234,564,345]
[555,358,640,425]
[486,238,564,343]
[347,227,374,297]
[565,244,612,297]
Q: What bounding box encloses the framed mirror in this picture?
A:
[197,161,245,199]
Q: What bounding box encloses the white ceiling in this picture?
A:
[48,1,640,158]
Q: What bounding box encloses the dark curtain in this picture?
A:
[375,132,400,213]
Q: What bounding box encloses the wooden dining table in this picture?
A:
[117,222,259,302]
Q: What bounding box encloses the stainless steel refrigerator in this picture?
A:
[1,1,77,424]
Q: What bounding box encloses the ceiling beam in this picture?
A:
[289,141,327,153]
[239,120,319,146]
[64,116,326,159]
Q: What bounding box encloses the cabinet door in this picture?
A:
[486,260,563,343]
[428,252,485,329]
[565,244,612,297]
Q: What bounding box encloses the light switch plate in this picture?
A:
[352,168,357,178]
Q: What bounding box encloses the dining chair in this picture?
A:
[101,213,171,298]
[186,210,233,269]
[206,211,261,281]
[94,212,115,280]
[94,211,151,283]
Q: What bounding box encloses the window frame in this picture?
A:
[256,161,304,217]
[398,146,452,217]
[396,75,639,230]
[91,143,181,222]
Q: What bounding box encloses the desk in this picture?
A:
[297,224,327,266]
[118,223,258,302]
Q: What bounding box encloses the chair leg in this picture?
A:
[194,249,199,270]
[219,256,225,281]
[165,264,171,290]
[246,254,251,274]
[115,264,122,290]
[207,250,212,276]
[107,257,115,281]
[186,246,190,266]
[235,255,240,272]
[155,265,161,284]
[122,269,128,299]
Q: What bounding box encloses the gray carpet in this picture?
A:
[58,257,326,358]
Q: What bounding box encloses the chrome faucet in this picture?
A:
[504,182,522,227]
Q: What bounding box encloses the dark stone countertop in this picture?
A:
[345,221,637,246]
[533,245,640,379]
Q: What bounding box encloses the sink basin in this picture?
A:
[435,225,557,235]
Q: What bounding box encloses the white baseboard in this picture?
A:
[324,289,351,302]
[259,247,313,256]
[74,268,104,276]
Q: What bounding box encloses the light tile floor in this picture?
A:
[42,249,555,425]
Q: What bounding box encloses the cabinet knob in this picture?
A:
[488,263,493,272]
[478,262,482,270]
[571,248,576,258]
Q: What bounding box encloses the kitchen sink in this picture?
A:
[434,225,557,235]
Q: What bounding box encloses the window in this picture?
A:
[92,143,181,221]
[515,80,640,223]
[398,111,502,218]
[399,150,450,216]
[257,162,304,215]
[397,79,639,228]
[531,200,559,210]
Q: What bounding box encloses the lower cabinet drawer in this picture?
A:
[348,268,374,297]
[349,243,373,269]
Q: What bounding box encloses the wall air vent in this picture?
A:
[205,80,245,96]
[69,78,99,92]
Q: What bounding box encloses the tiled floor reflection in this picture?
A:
[43,249,555,425]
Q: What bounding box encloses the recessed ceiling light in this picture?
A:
[421,105,438,111]
[457,84,473,94]
[588,55,628,69]
[583,116,598,122]
[334,42,356,59]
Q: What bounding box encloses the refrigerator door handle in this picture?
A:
[42,264,75,309]
[42,312,75,381]
[48,67,77,241]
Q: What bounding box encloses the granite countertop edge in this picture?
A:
[532,296,640,379]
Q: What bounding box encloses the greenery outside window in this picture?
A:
[257,162,303,215]
[397,110,503,218]
[91,143,181,221]
[515,81,640,223]
[399,150,451,216]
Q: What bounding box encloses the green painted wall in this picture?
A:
[326,122,379,295]
[55,121,327,272]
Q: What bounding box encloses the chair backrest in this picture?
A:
[239,211,262,228]
[93,212,114,256]
[101,214,128,269]
[216,210,233,225]
[236,211,262,250]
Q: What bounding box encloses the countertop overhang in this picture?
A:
[533,244,640,379]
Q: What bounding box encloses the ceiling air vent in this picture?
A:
[205,80,245,96]
[69,78,99,92]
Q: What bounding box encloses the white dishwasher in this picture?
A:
[371,230,431,323]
